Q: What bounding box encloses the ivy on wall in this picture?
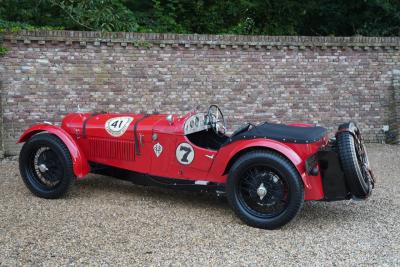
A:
[0,46,8,57]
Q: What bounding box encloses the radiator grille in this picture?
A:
[88,138,135,161]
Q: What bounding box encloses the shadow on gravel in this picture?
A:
[300,202,361,222]
[74,174,228,208]
[73,173,371,229]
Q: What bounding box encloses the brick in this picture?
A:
[0,30,399,155]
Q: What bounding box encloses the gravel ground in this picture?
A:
[0,144,399,266]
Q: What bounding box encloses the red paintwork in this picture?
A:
[17,124,90,178]
[18,112,329,200]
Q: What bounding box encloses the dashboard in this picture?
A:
[184,113,210,135]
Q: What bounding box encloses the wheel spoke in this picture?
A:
[30,146,63,188]
[238,166,288,218]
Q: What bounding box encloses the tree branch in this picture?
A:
[49,0,96,31]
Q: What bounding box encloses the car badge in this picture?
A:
[153,142,163,157]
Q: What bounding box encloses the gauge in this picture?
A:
[195,116,199,126]
[190,120,194,128]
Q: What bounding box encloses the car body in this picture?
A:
[17,105,375,229]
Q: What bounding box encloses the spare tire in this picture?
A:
[336,122,374,199]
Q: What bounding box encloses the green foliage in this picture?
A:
[138,0,184,33]
[50,0,139,31]
[298,0,400,36]
[0,0,399,36]
[133,39,152,48]
[0,19,64,33]
[0,0,138,32]
[0,45,9,57]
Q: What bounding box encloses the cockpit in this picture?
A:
[184,105,253,151]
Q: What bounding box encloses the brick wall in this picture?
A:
[0,30,399,155]
[392,70,400,142]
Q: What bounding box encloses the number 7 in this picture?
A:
[179,146,191,162]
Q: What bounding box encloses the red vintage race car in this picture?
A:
[17,105,375,229]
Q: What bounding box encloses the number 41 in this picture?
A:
[111,120,123,128]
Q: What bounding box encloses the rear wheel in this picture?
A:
[19,133,75,198]
[227,150,304,229]
[337,122,374,199]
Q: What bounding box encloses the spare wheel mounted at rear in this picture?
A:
[336,122,375,199]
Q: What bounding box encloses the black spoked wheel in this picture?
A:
[227,150,304,229]
[355,137,374,185]
[238,166,288,219]
[19,133,75,198]
[28,146,63,188]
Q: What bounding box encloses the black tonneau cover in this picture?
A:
[226,123,327,144]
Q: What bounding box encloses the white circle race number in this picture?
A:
[176,143,194,165]
[105,116,133,137]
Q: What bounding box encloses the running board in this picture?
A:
[89,162,225,192]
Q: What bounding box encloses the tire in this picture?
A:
[19,133,75,198]
[337,122,372,199]
[226,150,304,229]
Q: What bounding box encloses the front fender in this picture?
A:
[17,124,90,178]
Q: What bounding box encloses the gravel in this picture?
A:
[0,144,399,266]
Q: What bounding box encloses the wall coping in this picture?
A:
[2,30,400,49]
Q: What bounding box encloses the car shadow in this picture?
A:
[73,174,229,210]
[73,174,373,230]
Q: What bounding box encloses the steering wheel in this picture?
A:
[206,105,226,136]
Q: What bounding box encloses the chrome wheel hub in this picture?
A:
[256,183,267,200]
[239,167,287,218]
[38,164,48,173]
[33,147,60,187]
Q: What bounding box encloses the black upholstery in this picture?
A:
[231,123,253,137]
[186,130,228,150]
[225,122,327,145]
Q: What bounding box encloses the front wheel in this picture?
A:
[227,150,304,229]
[19,133,75,198]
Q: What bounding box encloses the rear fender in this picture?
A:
[17,124,90,178]
[212,139,319,196]
[337,121,359,137]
